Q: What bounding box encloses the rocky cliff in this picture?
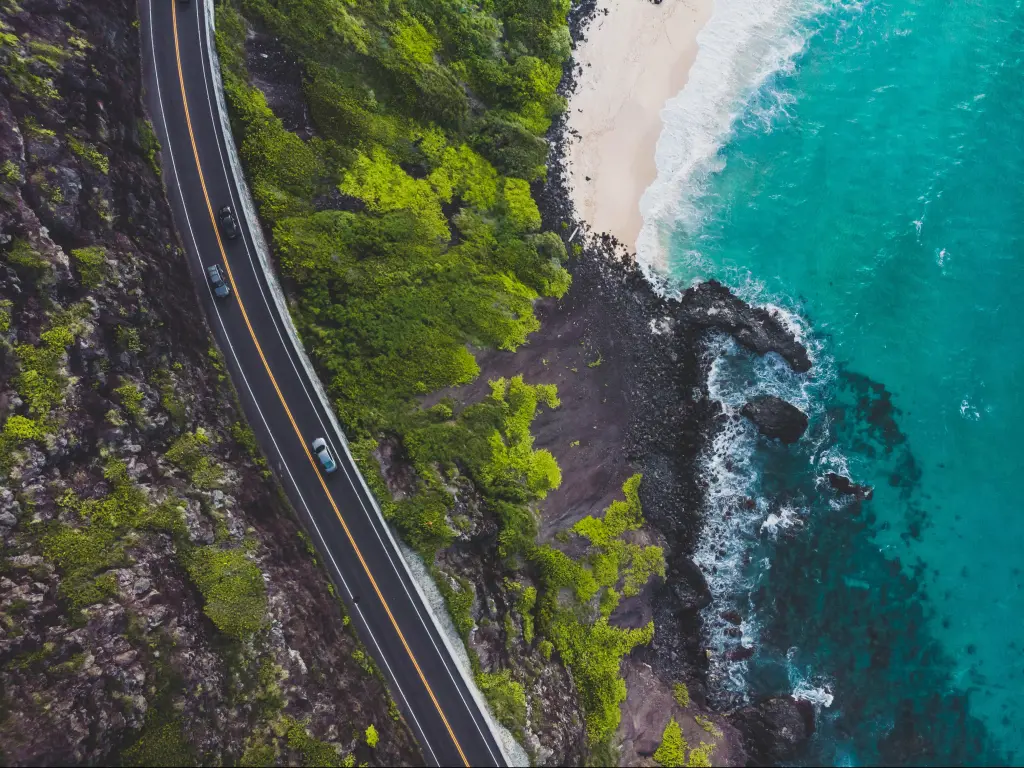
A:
[0,0,418,764]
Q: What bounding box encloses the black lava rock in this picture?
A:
[827,472,874,501]
[741,396,809,444]
[669,558,713,613]
[731,696,816,765]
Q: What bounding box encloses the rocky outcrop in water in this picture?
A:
[730,696,816,765]
[675,281,812,373]
[827,472,874,501]
[741,396,810,444]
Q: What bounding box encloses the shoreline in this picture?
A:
[566,0,712,254]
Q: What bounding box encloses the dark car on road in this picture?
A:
[206,264,231,299]
[217,205,239,240]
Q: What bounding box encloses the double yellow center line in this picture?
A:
[169,3,469,765]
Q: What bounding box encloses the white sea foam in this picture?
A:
[793,681,836,708]
[632,0,851,703]
[695,295,841,696]
[761,506,804,536]
[789,648,836,708]
[637,0,834,273]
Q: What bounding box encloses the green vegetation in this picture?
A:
[364,723,379,748]
[476,669,527,731]
[2,306,87,473]
[0,24,60,102]
[694,713,722,738]
[117,325,143,354]
[152,368,188,427]
[0,414,44,472]
[68,136,109,174]
[283,717,345,767]
[570,474,666,600]
[514,583,537,644]
[122,717,195,767]
[42,460,185,609]
[673,682,690,709]
[653,716,716,768]
[654,717,687,768]
[240,741,277,767]
[138,117,162,177]
[4,237,49,274]
[215,0,571,437]
[354,375,560,559]
[231,420,268,471]
[26,38,70,69]
[1,158,20,184]
[687,742,716,768]
[114,382,145,420]
[71,245,108,287]
[185,545,267,638]
[166,428,224,489]
[532,476,663,748]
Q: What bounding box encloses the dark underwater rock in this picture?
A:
[827,472,874,501]
[731,695,816,765]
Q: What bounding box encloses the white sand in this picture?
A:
[566,0,712,253]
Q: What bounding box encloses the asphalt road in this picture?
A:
[138,1,505,765]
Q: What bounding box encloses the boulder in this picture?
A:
[741,396,809,444]
[826,472,874,501]
[731,695,815,765]
[669,558,712,613]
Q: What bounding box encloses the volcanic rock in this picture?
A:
[827,472,874,501]
[731,695,816,765]
[741,396,809,444]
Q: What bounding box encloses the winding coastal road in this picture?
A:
[139,1,506,765]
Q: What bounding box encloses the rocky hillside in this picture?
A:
[0,0,419,764]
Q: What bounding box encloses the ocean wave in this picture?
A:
[696,318,840,697]
[761,505,804,536]
[789,647,836,708]
[637,0,842,274]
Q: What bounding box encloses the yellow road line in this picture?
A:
[170,4,470,765]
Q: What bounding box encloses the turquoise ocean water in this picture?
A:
[640,0,1024,763]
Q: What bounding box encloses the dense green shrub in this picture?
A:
[71,245,107,287]
[185,546,268,638]
[674,682,690,708]
[166,428,224,489]
[122,718,194,767]
[364,723,379,748]
[216,0,572,439]
[282,716,346,767]
[531,477,664,747]
[654,717,687,768]
[476,669,527,730]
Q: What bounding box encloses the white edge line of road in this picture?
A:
[198,3,516,765]
[141,3,440,764]
[191,8,498,763]
[193,16,503,765]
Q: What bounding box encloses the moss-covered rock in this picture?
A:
[0,1,418,764]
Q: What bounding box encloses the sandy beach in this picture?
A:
[566,0,712,253]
